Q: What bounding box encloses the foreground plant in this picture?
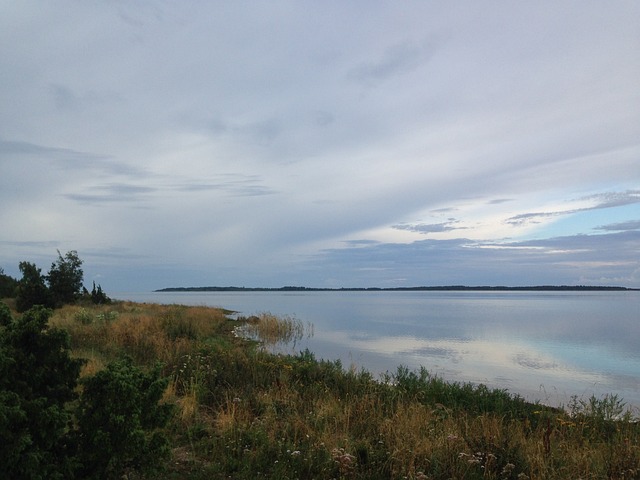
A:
[0,302,174,479]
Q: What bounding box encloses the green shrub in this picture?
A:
[75,357,173,479]
[0,305,84,479]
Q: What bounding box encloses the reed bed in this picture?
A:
[46,302,639,479]
[235,312,313,347]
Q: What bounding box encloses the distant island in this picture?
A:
[156,285,638,292]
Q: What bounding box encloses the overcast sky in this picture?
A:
[1,1,639,291]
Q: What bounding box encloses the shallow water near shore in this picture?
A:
[115,290,640,409]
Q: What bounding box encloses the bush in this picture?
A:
[0,303,174,479]
[0,305,84,479]
[75,357,173,479]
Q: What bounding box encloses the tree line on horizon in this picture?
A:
[156,284,635,292]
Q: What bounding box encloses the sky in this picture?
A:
[1,1,639,292]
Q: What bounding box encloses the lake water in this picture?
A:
[114,290,640,409]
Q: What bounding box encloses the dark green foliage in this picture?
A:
[90,281,111,304]
[0,305,84,479]
[16,261,52,312]
[388,365,539,419]
[13,251,111,309]
[76,357,173,479]
[0,267,18,298]
[0,303,172,479]
[47,250,84,307]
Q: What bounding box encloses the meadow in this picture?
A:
[38,301,640,478]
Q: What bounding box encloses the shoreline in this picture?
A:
[156,284,638,292]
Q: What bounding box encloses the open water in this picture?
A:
[115,290,640,409]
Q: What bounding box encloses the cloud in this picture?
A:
[348,38,439,84]
[1,2,638,290]
[505,190,640,227]
[392,219,467,234]
[309,231,640,288]
[596,220,640,232]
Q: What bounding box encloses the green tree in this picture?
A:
[90,281,111,305]
[0,305,84,479]
[76,357,172,479]
[47,250,84,307]
[15,261,51,312]
[0,267,18,298]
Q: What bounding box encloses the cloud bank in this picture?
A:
[1,1,639,290]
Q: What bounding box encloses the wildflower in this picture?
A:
[501,463,516,476]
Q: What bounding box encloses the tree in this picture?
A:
[0,267,18,298]
[47,250,84,307]
[90,281,111,305]
[0,305,84,479]
[15,261,51,312]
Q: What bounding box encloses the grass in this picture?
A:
[36,301,640,478]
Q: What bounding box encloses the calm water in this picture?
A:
[115,290,640,409]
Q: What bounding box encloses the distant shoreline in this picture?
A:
[155,285,638,292]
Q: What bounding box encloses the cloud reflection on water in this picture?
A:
[309,328,613,405]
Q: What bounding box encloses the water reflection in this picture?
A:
[116,290,640,408]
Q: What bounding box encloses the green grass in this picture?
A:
[43,301,640,479]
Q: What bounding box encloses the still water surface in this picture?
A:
[116,290,640,409]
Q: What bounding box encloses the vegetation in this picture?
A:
[0,303,171,479]
[1,298,637,479]
[3,250,110,312]
[0,267,18,298]
[1,253,638,477]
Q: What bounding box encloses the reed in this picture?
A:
[235,312,312,348]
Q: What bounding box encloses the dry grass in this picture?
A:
[236,312,312,347]
[43,301,640,479]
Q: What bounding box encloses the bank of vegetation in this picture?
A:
[1,253,639,479]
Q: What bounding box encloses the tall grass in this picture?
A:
[235,312,313,349]
[46,302,640,479]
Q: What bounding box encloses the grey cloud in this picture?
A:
[505,211,561,227]
[313,111,335,127]
[393,219,466,234]
[310,231,640,288]
[0,139,104,159]
[342,239,381,247]
[49,83,124,111]
[0,139,141,177]
[506,190,640,226]
[596,220,640,232]
[182,116,283,145]
[431,207,458,214]
[63,183,157,205]
[170,174,277,197]
[64,174,277,206]
[348,38,438,84]
[582,190,640,209]
[0,240,61,248]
